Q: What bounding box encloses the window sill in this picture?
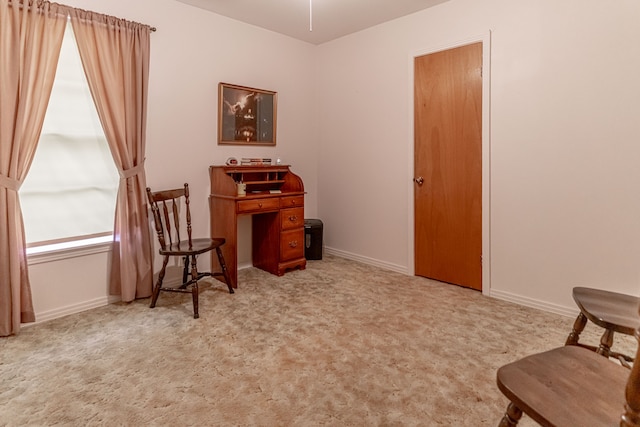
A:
[27,235,113,265]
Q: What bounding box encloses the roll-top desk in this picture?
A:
[209,165,307,287]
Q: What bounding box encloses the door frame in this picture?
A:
[408,31,492,295]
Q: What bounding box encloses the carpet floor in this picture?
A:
[1,255,636,426]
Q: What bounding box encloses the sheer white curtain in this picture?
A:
[20,22,119,245]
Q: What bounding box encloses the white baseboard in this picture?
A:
[30,296,118,325]
[324,247,579,319]
[323,246,409,275]
[489,288,578,318]
[238,261,254,270]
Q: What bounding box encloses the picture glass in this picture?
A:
[218,83,276,146]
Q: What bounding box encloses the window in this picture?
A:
[20,22,119,247]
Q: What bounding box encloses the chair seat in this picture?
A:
[573,287,640,334]
[497,345,629,427]
[159,237,226,257]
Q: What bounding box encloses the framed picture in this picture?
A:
[218,83,277,146]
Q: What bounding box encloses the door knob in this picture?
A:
[414,176,424,185]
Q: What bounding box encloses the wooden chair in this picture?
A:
[496,309,640,426]
[565,286,639,366]
[146,183,234,319]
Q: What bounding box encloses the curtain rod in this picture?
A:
[8,1,157,32]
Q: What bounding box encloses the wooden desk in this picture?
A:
[209,165,307,287]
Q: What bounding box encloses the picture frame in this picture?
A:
[218,82,277,146]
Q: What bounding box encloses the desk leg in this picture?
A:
[210,197,238,288]
[218,238,238,289]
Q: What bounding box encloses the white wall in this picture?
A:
[316,0,640,313]
[27,0,640,322]
[28,0,319,321]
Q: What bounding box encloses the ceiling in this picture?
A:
[174,0,449,45]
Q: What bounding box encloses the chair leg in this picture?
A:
[216,247,235,293]
[621,399,640,427]
[597,329,614,358]
[150,256,169,308]
[498,402,523,427]
[565,312,587,346]
[182,256,190,288]
[190,255,199,319]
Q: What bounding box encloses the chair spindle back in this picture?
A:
[146,183,194,250]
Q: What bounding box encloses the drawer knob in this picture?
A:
[289,241,298,248]
[258,203,263,208]
[289,215,297,222]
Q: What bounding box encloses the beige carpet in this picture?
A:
[1,255,636,426]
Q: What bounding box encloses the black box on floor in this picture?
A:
[304,219,323,260]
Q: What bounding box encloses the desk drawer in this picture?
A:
[280,228,304,261]
[237,198,279,214]
[281,207,304,230]
[280,195,304,208]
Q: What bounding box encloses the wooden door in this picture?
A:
[414,42,482,291]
